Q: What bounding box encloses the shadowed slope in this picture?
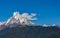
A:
[0,25,60,38]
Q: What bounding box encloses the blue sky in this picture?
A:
[0,0,60,25]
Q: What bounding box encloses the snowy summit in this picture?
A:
[0,11,37,27]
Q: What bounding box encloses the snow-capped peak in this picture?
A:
[42,24,49,27]
[5,11,37,26]
[13,12,20,20]
[42,24,57,27]
[52,24,56,26]
[0,22,5,26]
[0,22,3,25]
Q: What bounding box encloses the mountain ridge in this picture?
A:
[0,25,60,38]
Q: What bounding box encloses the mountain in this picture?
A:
[0,11,58,27]
[0,11,60,38]
[0,25,60,38]
[0,12,37,27]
